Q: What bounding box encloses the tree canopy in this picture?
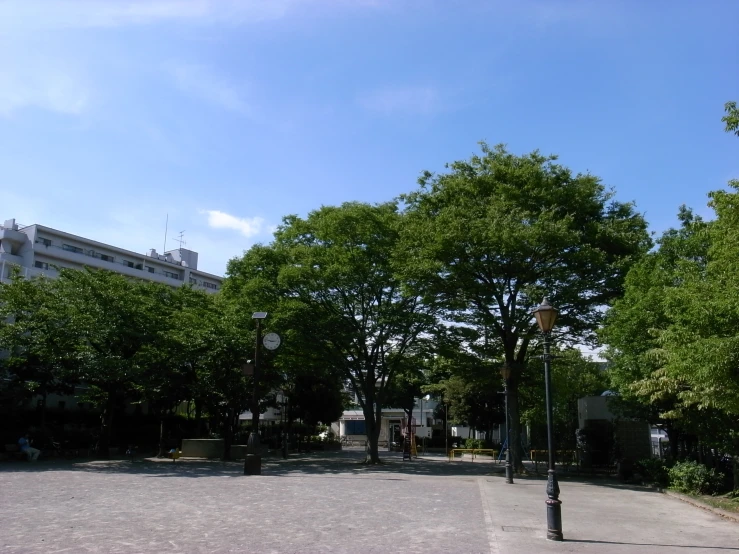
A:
[225,201,438,463]
[723,101,739,136]
[400,142,651,467]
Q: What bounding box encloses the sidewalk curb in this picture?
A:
[661,489,739,524]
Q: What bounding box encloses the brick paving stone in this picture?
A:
[0,451,490,554]
[1,451,737,554]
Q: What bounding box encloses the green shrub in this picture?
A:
[636,458,671,487]
[464,438,485,449]
[668,461,723,495]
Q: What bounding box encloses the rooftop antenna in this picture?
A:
[175,230,186,253]
[163,214,169,253]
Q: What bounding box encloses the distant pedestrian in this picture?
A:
[18,433,40,462]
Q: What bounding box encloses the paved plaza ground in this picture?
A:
[1,450,738,554]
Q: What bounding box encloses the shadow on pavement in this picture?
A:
[0,450,508,480]
[516,469,663,493]
[567,539,739,550]
[0,451,661,494]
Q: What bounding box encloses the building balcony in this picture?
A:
[0,228,28,246]
[0,252,24,265]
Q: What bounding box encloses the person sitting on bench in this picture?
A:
[18,433,40,462]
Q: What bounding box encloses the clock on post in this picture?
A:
[263,332,281,351]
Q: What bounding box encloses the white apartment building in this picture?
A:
[0,218,222,292]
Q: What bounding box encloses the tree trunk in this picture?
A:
[157,408,169,458]
[98,389,115,459]
[363,404,382,464]
[157,414,166,458]
[223,408,235,461]
[40,387,47,430]
[666,426,679,460]
[194,400,205,438]
[507,337,529,473]
[508,379,524,472]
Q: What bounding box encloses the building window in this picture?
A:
[37,238,52,247]
[135,263,143,270]
[344,420,366,435]
[203,282,218,290]
[124,261,134,268]
[34,261,49,270]
[147,267,155,273]
[189,277,197,284]
[62,244,84,254]
[100,254,114,263]
[163,271,180,280]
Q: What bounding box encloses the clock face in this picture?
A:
[263,332,281,350]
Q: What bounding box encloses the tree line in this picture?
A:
[224,142,649,464]
[2,100,735,478]
[0,269,345,458]
[601,101,739,489]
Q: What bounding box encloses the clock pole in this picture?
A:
[244,312,267,475]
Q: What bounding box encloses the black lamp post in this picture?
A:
[244,311,267,476]
[281,391,289,459]
[499,365,514,484]
[532,298,562,541]
[444,399,448,458]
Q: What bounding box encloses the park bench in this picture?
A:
[448,448,498,462]
[529,449,577,471]
[3,444,28,461]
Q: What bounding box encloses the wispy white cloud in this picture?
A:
[0,55,90,117]
[203,210,264,237]
[357,85,442,115]
[169,64,250,115]
[82,206,259,276]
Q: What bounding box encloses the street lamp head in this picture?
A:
[252,312,268,319]
[499,365,512,380]
[533,297,558,333]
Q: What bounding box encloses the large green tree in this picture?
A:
[723,101,739,136]
[225,202,438,463]
[0,274,76,428]
[520,348,608,450]
[658,185,739,487]
[169,293,254,459]
[400,143,651,469]
[1,266,260,459]
[381,359,428,430]
[289,372,347,427]
[0,268,167,456]
[53,269,170,456]
[600,208,710,458]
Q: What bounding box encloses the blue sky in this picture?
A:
[1,0,737,276]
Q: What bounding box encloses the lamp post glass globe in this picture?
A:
[533,298,558,333]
